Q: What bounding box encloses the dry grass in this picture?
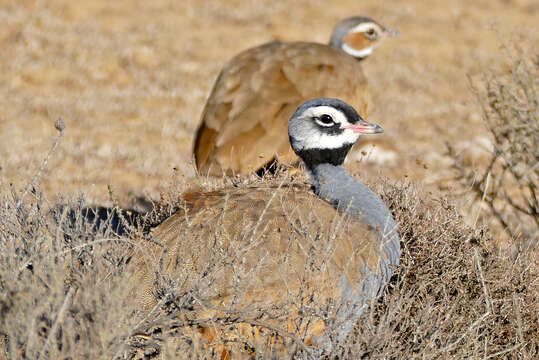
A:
[0,189,138,358]
[1,0,538,204]
[1,1,538,359]
[343,180,538,358]
[448,41,538,249]
[1,168,537,358]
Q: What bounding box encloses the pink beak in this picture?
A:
[341,122,384,134]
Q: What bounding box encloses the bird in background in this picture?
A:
[193,16,398,176]
[131,98,401,357]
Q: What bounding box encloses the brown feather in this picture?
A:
[194,42,370,175]
[129,181,386,353]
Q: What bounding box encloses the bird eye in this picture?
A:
[317,114,335,126]
[365,28,378,40]
[320,114,333,124]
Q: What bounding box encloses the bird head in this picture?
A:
[289,98,383,167]
[329,16,399,60]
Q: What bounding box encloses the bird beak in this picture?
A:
[341,121,384,134]
[383,27,400,37]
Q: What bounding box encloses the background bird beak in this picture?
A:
[383,27,400,37]
[341,122,384,134]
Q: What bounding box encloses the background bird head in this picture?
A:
[329,16,399,60]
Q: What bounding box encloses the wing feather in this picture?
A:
[129,183,393,352]
[194,42,369,175]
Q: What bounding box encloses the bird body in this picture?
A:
[194,17,397,175]
[132,98,400,356]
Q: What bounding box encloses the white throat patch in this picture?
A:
[342,43,373,58]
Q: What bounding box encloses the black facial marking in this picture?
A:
[296,143,354,168]
[310,100,362,125]
[332,103,362,124]
[315,121,343,135]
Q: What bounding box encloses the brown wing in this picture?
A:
[129,183,391,353]
[193,42,370,175]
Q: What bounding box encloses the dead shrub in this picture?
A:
[1,175,536,359]
[0,186,142,359]
[448,39,538,249]
[119,177,537,359]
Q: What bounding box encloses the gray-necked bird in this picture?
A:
[194,16,398,176]
[133,98,400,356]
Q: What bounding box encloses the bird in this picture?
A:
[130,98,401,357]
[193,16,398,176]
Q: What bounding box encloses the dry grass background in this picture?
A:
[0,0,538,359]
[1,0,537,203]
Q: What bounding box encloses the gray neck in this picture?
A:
[305,161,401,345]
[303,161,401,347]
[329,26,348,49]
[328,34,342,49]
[307,163,398,245]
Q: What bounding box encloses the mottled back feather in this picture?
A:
[130,181,393,352]
[194,42,369,175]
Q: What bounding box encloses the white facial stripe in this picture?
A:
[348,22,382,35]
[342,43,373,58]
[306,106,348,125]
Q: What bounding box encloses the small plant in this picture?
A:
[448,39,538,248]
